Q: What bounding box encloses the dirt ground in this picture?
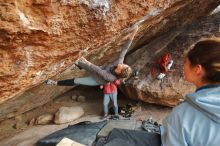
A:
[0,86,172,146]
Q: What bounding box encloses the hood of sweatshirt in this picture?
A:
[186,85,220,123]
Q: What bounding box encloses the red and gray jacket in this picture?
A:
[103,80,121,94]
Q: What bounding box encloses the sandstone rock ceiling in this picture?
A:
[0,0,219,120]
[0,0,174,103]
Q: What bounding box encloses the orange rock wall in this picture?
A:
[1,0,170,103]
[0,0,219,120]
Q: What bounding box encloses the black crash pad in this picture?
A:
[97,128,162,146]
[37,120,107,146]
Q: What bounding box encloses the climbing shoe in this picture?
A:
[74,63,82,70]
[100,114,109,120]
[110,115,120,120]
[45,79,57,85]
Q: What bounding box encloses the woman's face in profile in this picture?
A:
[184,57,194,82]
[183,57,203,86]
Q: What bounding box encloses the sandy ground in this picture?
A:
[0,86,172,146]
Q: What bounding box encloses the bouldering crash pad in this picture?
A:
[37,120,107,146]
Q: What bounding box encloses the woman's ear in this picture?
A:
[195,64,205,76]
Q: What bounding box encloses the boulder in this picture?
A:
[71,95,78,101]
[77,96,86,102]
[35,113,54,125]
[54,106,84,124]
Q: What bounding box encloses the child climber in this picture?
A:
[101,79,121,119]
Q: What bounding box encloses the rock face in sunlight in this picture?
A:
[0,0,219,120]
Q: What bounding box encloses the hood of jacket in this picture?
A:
[186,85,220,123]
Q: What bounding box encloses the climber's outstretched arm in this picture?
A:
[116,25,139,64]
[104,26,139,70]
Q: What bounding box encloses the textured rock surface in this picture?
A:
[123,12,220,106]
[0,0,164,103]
[0,0,219,120]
